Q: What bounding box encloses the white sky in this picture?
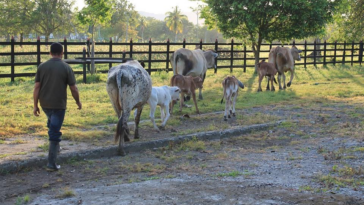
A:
[74,0,201,15]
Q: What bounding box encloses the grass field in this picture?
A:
[0,63,363,141]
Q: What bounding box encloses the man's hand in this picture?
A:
[76,101,82,110]
[33,106,40,116]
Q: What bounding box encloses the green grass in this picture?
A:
[0,64,363,142]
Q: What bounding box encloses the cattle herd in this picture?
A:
[106,46,302,155]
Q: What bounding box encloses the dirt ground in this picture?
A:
[1,102,364,205]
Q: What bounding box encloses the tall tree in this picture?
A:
[138,17,148,42]
[78,0,112,74]
[109,0,138,42]
[77,0,112,42]
[30,0,74,42]
[328,0,364,42]
[201,0,342,69]
[165,6,188,42]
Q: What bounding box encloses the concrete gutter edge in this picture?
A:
[0,121,284,174]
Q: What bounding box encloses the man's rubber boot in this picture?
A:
[46,141,61,171]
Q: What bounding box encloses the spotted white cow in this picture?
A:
[106,60,152,156]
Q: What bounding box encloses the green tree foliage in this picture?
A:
[0,0,34,42]
[327,0,364,42]
[201,0,342,68]
[108,0,139,42]
[165,6,188,42]
[30,0,74,42]
[78,0,112,42]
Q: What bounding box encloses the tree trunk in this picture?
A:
[45,34,49,43]
[20,33,24,48]
[91,25,96,74]
[6,34,10,42]
[142,29,144,42]
[175,32,178,42]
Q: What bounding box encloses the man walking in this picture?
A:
[33,42,82,171]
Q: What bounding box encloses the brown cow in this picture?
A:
[170,74,203,114]
[257,60,278,92]
[220,76,244,121]
[268,46,302,90]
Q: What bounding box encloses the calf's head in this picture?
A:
[169,86,181,101]
[291,46,302,61]
[192,77,204,89]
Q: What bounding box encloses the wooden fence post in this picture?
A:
[148,38,152,75]
[82,47,87,83]
[183,38,186,48]
[334,41,337,65]
[63,37,68,59]
[214,39,218,73]
[243,45,247,73]
[351,41,354,66]
[130,38,133,58]
[360,40,363,65]
[166,39,170,72]
[199,39,202,50]
[230,38,234,73]
[37,36,41,67]
[122,50,126,59]
[323,40,327,66]
[10,36,15,82]
[304,40,307,68]
[313,40,316,67]
[109,37,112,69]
[343,41,346,64]
[87,38,90,71]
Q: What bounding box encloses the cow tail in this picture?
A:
[115,70,124,143]
[174,54,180,75]
[237,80,244,89]
[221,79,227,104]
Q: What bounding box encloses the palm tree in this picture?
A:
[138,17,148,42]
[165,6,188,42]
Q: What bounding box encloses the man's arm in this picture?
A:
[69,85,82,110]
[33,82,41,116]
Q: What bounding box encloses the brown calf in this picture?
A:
[257,60,278,92]
[170,74,203,114]
[221,76,244,121]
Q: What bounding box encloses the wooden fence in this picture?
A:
[0,37,363,83]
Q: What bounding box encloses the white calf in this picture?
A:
[135,86,180,130]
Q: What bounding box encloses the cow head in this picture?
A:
[203,50,219,69]
[170,86,181,101]
[291,46,302,61]
[192,76,204,89]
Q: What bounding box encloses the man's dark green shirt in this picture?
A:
[35,58,76,109]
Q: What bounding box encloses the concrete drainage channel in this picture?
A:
[0,121,285,174]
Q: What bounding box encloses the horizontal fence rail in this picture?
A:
[0,37,363,82]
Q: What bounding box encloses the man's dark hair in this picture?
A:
[50,42,63,55]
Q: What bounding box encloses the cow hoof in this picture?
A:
[228,115,231,118]
[283,85,287,89]
[158,126,165,131]
[287,82,291,87]
[258,89,262,92]
[229,110,233,114]
[271,88,275,91]
[224,117,227,121]
[233,113,236,117]
[199,96,203,100]
[124,136,130,142]
[134,135,140,140]
[118,149,126,156]
[266,88,270,91]
[279,87,284,90]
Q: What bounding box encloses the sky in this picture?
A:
[74,0,203,24]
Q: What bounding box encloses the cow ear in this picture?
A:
[213,53,218,58]
[175,88,180,92]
